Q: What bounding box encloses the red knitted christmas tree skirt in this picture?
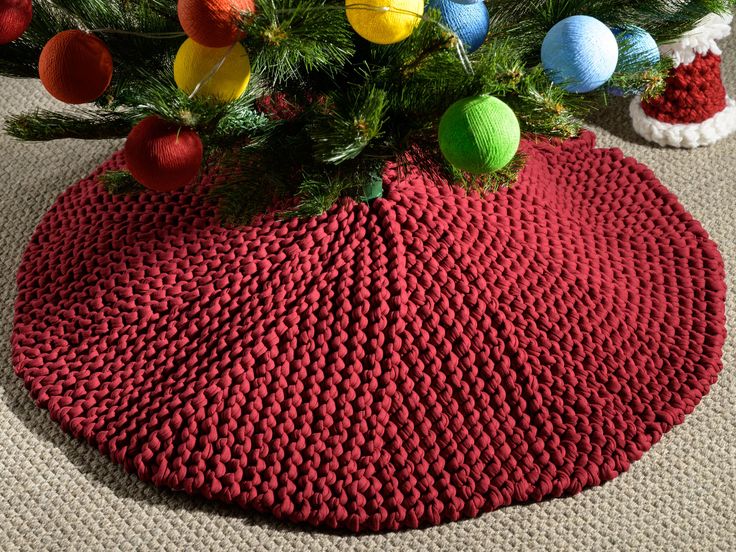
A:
[12,132,726,532]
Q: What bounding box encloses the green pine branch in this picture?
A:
[0,0,732,219]
[100,170,145,194]
[243,0,356,85]
[4,109,134,140]
[309,84,388,164]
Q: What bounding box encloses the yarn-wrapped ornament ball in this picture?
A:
[541,15,619,93]
[0,0,32,45]
[346,0,424,45]
[613,26,660,69]
[38,30,113,104]
[174,38,251,102]
[609,26,660,96]
[439,95,520,173]
[429,0,489,53]
[12,131,726,532]
[178,0,255,48]
[124,116,203,192]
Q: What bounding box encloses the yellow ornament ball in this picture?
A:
[346,0,424,45]
[173,39,251,102]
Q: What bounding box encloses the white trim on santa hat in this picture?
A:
[660,13,732,67]
[630,95,736,148]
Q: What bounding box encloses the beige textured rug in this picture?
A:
[1,35,734,551]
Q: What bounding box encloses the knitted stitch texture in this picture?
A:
[11,131,727,533]
[642,52,727,124]
[629,12,736,148]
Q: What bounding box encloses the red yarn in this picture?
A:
[178,0,255,48]
[642,53,728,124]
[257,92,306,121]
[0,0,32,45]
[38,30,113,105]
[12,132,726,532]
[124,116,203,192]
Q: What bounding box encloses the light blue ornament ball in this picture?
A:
[541,15,619,93]
[613,26,660,68]
[430,0,489,53]
[608,26,660,96]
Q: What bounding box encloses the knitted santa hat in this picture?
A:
[630,12,736,148]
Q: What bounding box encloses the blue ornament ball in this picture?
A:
[608,26,660,96]
[541,15,619,93]
[613,27,659,67]
[430,0,489,53]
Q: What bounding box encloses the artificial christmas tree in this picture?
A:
[1,0,732,533]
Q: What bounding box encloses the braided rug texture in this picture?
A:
[11,131,727,533]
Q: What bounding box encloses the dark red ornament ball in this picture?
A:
[177,0,256,48]
[0,0,32,45]
[124,116,204,192]
[38,30,113,104]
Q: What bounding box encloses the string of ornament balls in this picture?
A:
[1,0,663,197]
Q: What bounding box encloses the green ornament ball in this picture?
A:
[438,95,521,174]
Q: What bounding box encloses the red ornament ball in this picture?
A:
[38,30,113,104]
[177,0,256,48]
[124,116,204,193]
[0,0,32,45]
